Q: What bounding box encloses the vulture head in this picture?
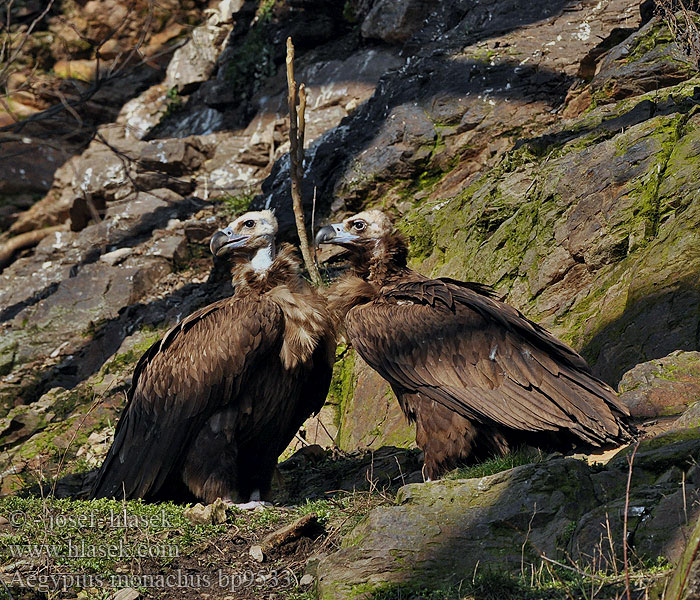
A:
[316,210,408,281]
[210,210,278,271]
[315,209,394,248]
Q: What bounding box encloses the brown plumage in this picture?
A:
[92,211,335,504]
[316,210,633,479]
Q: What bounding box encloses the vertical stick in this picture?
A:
[286,37,322,287]
[623,441,640,600]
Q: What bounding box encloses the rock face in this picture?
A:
[0,0,698,570]
[667,513,700,600]
[619,351,700,418]
[360,0,433,44]
[316,429,700,599]
[0,0,699,597]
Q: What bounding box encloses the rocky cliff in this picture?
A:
[1,0,700,598]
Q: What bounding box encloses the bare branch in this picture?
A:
[0,0,56,85]
[286,36,321,286]
[0,224,68,271]
[623,440,640,600]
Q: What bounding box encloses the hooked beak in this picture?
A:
[210,227,250,256]
[315,223,359,246]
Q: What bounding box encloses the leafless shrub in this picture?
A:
[656,0,700,66]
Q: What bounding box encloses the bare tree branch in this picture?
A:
[286,36,322,287]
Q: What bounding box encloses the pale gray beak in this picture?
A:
[315,223,359,246]
[210,227,250,256]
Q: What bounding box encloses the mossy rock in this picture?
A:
[316,458,598,599]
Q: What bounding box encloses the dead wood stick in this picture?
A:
[261,513,320,553]
[0,224,68,271]
[286,37,322,287]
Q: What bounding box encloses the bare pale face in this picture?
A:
[315,209,394,247]
[210,210,278,257]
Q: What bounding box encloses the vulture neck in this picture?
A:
[251,244,275,273]
[357,233,410,287]
[329,233,410,324]
[232,243,299,292]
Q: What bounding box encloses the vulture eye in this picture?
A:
[352,220,366,231]
[244,220,255,228]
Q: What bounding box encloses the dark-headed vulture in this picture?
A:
[316,209,633,479]
[91,210,335,506]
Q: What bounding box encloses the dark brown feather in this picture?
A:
[329,226,633,478]
[92,244,334,503]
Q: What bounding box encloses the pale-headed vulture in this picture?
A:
[316,209,633,479]
[91,210,335,506]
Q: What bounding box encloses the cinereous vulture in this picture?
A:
[92,210,335,506]
[316,209,633,478]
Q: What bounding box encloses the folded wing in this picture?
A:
[345,277,630,446]
[91,296,283,499]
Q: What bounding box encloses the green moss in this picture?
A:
[398,211,434,262]
[0,341,17,377]
[342,0,359,23]
[329,347,356,434]
[626,20,676,64]
[162,86,184,119]
[224,2,278,103]
[666,513,700,600]
[102,329,163,375]
[340,555,671,600]
[626,113,688,244]
[634,427,700,452]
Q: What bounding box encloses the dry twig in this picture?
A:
[623,441,641,600]
[286,37,322,287]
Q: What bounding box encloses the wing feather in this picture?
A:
[91,295,283,500]
[346,276,629,445]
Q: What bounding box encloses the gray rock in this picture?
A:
[249,544,265,563]
[110,587,140,600]
[0,390,58,447]
[316,431,700,599]
[591,17,698,104]
[618,351,700,418]
[0,139,65,196]
[116,83,171,141]
[259,0,639,239]
[165,23,230,94]
[316,458,597,599]
[361,0,432,44]
[183,498,228,525]
[674,403,700,431]
[100,247,133,266]
[147,230,188,263]
[139,139,207,176]
[666,513,700,600]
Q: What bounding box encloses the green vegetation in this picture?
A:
[213,191,255,219]
[361,559,671,600]
[102,328,163,375]
[626,19,677,64]
[330,346,356,432]
[0,496,225,576]
[162,86,184,118]
[444,448,545,480]
[225,1,279,103]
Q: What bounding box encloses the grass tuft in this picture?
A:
[444,448,545,481]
